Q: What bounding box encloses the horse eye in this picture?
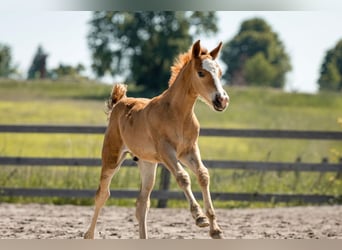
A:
[198,71,205,78]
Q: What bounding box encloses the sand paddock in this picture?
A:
[0,203,341,239]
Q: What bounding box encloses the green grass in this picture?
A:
[196,87,342,130]
[0,79,341,208]
[0,78,111,100]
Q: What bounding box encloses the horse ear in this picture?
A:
[210,42,223,60]
[192,40,201,58]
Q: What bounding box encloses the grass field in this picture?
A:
[0,79,341,207]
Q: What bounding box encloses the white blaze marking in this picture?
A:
[202,59,225,96]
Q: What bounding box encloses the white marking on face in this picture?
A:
[202,59,225,96]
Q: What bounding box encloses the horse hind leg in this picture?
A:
[135,160,157,239]
[84,138,127,239]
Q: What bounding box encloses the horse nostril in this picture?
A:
[215,93,229,107]
[215,94,221,104]
[216,93,228,103]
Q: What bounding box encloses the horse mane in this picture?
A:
[168,45,208,86]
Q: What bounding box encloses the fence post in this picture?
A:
[157,166,171,208]
[317,157,328,185]
[292,157,302,192]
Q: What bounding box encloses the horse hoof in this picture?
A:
[196,216,210,228]
[84,231,94,239]
[210,229,223,239]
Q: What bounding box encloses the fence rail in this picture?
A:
[0,157,341,172]
[1,124,342,140]
[0,124,342,206]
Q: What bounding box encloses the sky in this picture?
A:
[0,11,342,93]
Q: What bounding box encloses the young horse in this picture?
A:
[84,40,229,239]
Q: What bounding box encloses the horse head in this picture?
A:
[190,40,229,112]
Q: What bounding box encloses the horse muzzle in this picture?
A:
[212,92,229,112]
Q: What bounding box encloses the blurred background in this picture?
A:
[1,11,342,94]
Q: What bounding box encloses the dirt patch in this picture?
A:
[0,203,341,239]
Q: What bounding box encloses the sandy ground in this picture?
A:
[0,203,341,239]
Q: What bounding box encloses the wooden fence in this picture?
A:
[0,124,342,207]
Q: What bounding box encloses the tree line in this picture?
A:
[0,12,341,93]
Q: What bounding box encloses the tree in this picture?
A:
[51,63,85,79]
[88,11,218,94]
[244,52,277,86]
[27,45,48,79]
[0,43,16,77]
[221,18,291,88]
[318,39,342,91]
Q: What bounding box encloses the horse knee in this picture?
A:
[198,167,210,187]
[176,171,191,189]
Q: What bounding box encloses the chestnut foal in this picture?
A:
[84,40,229,239]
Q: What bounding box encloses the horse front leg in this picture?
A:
[159,145,209,230]
[180,145,223,239]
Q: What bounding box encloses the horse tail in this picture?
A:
[105,83,127,118]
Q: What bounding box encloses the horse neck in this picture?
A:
[163,63,198,116]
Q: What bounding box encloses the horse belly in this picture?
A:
[120,121,159,163]
[125,135,159,162]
